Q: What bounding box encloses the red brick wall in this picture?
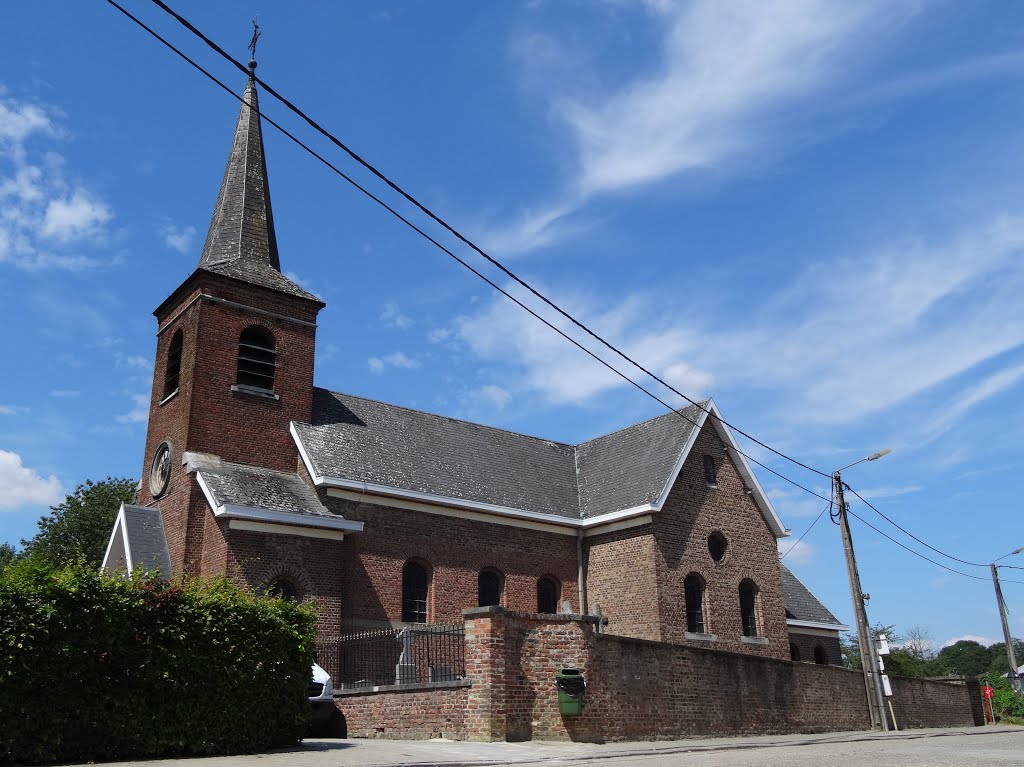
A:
[585,526,661,640]
[651,424,788,659]
[225,528,346,639]
[336,685,469,740]
[788,631,843,666]
[323,496,579,625]
[461,610,977,742]
[890,677,982,729]
[137,271,322,578]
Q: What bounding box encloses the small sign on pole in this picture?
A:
[881,674,892,697]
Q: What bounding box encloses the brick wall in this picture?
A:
[335,684,470,740]
[323,495,579,626]
[459,610,977,742]
[889,677,982,729]
[788,631,843,666]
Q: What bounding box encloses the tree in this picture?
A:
[20,477,136,568]
[0,542,16,571]
[934,640,992,678]
[987,639,1024,676]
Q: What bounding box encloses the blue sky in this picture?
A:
[1,0,1022,651]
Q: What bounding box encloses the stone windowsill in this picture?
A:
[685,632,718,642]
[741,635,770,646]
[230,384,280,401]
[334,678,472,697]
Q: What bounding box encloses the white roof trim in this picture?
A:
[101,504,130,572]
[703,399,789,538]
[787,619,849,632]
[291,403,788,538]
[195,471,364,533]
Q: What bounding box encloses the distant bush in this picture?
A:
[0,559,316,765]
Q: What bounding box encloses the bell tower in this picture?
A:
[137,60,326,576]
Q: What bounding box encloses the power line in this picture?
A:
[844,483,987,568]
[780,498,833,561]
[104,0,834,508]
[143,0,832,483]
[846,508,998,582]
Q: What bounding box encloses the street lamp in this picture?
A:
[992,546,1024,693]
[834,448,892,732]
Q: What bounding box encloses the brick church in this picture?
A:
[102,63,846,667]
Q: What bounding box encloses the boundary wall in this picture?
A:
[334,608,980,741]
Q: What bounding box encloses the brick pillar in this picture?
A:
[463,606,509,741]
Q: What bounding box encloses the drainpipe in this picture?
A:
[577,527,587,615]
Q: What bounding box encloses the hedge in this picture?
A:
[0,559,316,764]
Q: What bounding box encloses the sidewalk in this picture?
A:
[101,725,1024,767]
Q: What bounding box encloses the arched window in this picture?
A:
[537,577,560,614]
[684,573,706,634]
[739,580,759,637]
[790,642,801,662]
[268,577,300,602]
[703,454,718,486]
[402,560,430,624]
[236,326,276,391]
[814,645,828,665]
[478,569,503,607]
[163,329,183,398]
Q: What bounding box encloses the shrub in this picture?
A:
[0,559,316,764]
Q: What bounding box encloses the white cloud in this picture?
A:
[0,99,53,143]
[428,327,452,344]
[479,384,512,410]
[40,189,112,243]
[115,394,149,424]
[454,284,710,406]
[918,364,1024,445]
[367,352,420,374]
[849,485,923,501]
[159,221,197,254]
[779,538,815,565]
[0,450,63,510]
[115,353,152,370]
[380,301,413,330]
[0,405,16,415]
[492,0,911,251]
[0,95,113,270]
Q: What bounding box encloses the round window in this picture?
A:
[149,441,172,498]
[268,578,301,601]
[708,531,728,562]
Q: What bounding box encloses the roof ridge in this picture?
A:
[313,387,575,449]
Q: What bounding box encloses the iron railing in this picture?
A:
[317,623,465,689]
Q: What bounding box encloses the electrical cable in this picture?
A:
[104,0,835,507]
[844,483,987,568]
[142,0,833,482]
[780,498,833,561]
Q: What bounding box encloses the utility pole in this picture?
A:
[991,563,1020,692]
[835,472,889,730]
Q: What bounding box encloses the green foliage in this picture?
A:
[0,543,15,572]
[0,560,316,765]
[20,477,136,568]
[933,640,993,678]
[981,673,1024,723]
[986,640,1024,676]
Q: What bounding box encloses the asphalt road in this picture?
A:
[103,726,1024,767]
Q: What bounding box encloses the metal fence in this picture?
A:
[316,623,465,689]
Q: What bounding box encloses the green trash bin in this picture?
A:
[555,668,586,716]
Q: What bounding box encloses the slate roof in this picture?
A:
[293,388,708,520]
[122,504,172,578]
[196,70,318,303]
[190,453,335,520]
[780,564,844,627]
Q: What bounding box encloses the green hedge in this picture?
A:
[0,559,316,764]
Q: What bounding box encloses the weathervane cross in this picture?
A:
[248,18,261,61]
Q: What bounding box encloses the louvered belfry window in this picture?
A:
[163,328,183,398]
[237,326,276,391]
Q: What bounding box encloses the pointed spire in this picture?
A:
[199,59,281,273]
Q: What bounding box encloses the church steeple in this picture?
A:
[199,60,280,272]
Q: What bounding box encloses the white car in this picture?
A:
[309,662,335,725]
